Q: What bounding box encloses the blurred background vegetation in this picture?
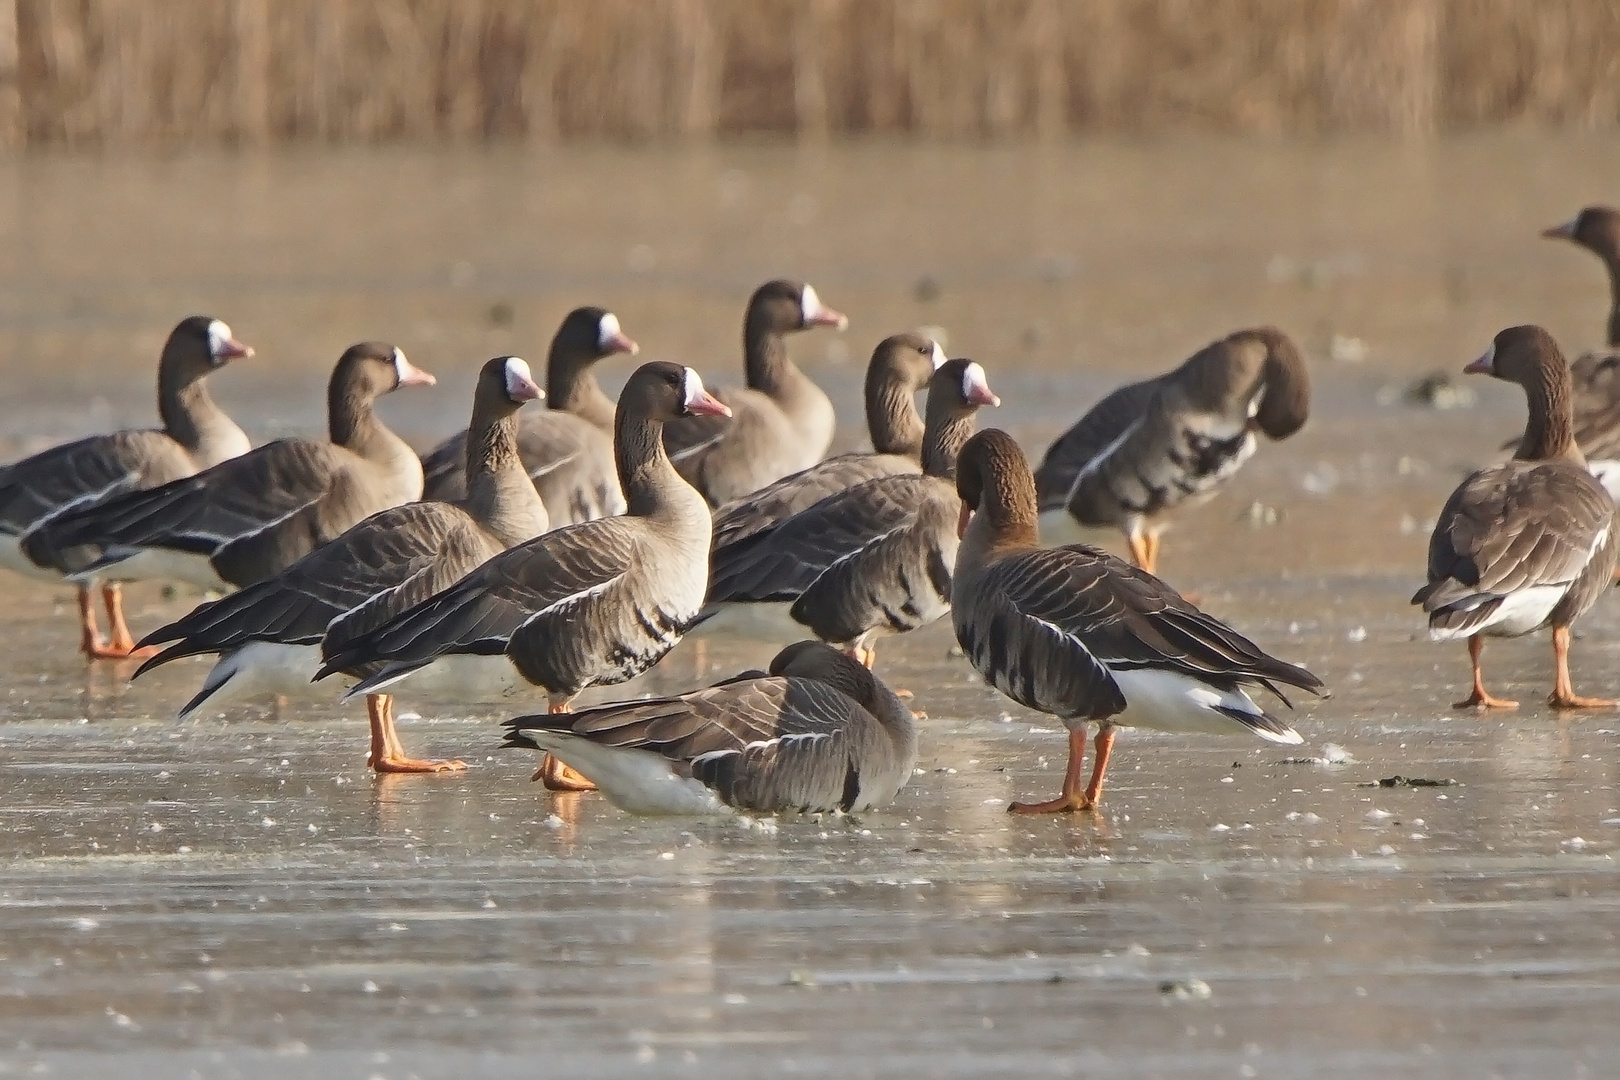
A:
[0,0,1617,148]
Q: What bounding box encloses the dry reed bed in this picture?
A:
[0,0,1617,147]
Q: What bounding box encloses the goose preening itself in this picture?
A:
[1541,206,1620,499]
[315,361,729,790]
[1034,327,1309,575]
[132,357,550,773]
[420,307,638,524]
[500,641,917,816]
[663,279,847,506]
[26,343,435,610]
[1414,326,1619,711]
[952,430,1324,814]
[0,316,253,658]
[710,331,946,552]
[700,358,998,665]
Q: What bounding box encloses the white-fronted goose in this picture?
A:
[27,343,435,606]
[420,307,639,523]
[132,357,550,772]
[0,316,253,658]
[954,429,1324,814]
[1414,325,1618,710]
[710,332,946,552]
[315,361,730,790]
[1034,327,1309,575]
[701,358,998,665]
[664,279,846,506]
[1541,206,1620,497]
[500,641,917,815]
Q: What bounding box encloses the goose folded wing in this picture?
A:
[0,432,179,537]
[36,439,335,559]
[1419,465,1614,611]
[708,476,925,603]
[1033,377,1163,509]
[789,490,956,644]
[1567,353,1620,460]
[686,678,867,812]
[318,516,639,673]
[320,514,499,660]
[418,434,468,501]
[138,502,478,670]
[712,453,918,550]
[985,546,1322,708]
[507,677,790,757]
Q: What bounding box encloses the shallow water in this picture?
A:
[2,135,1619,1078]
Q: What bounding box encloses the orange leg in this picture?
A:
[1453,635,1518,710]
[532,698,597,792]
[1125,533,1152,573]
[1083,727,1115,807]
[78,583,109,658]
[79,582,152,660]
[1141,533,1161,576]
[842,644,878,669]
[1010,728,1098,814]
[1548,625,1614,710]
[365,693,467,774]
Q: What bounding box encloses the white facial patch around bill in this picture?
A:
[1476,341,1496,373]
[207,320,234,358]
[598,312,623,351]
[801,284,826,322]
[930,341,947,370]
[682,367,707,410]
[504,356,539,399]
[393,347,410,383]
[961,361,997,405]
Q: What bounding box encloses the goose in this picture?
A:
[710,331,946,552]
[26,343,435,610]
[419,307,638,523]
[1414,325,1618,710]
[132,356,550,772]
[1540,207,1620,499]
[0,316,253,658]
[953,429,1324,814]
[700,358,998,665]
[315,361,730,790]
[1034,327,1309,574]
[500,641,917,815]
[663,279,847,506]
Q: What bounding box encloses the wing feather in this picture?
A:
[1417,461,1614,618]
[30,439,335,569]
[135,503,493,672]
[317,516,639,675]
[1033,377,1165,509]
[707,475,926,603]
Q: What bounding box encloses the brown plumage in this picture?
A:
[1414,325,1618,710]
[317,361,730,789]
[662,279,847,506]
[701,359,998,666]
[709,331,946,552]
[28,343,434,596]
[954,429,1323,814]
[420,307,639,523]
[1034,327,1309,574]
[500,641,917,815]
[133,357,550,772]
[0,315,254,658]
[1541,207,1620,489]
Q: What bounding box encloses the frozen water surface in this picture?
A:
[2,135,1619,1077]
